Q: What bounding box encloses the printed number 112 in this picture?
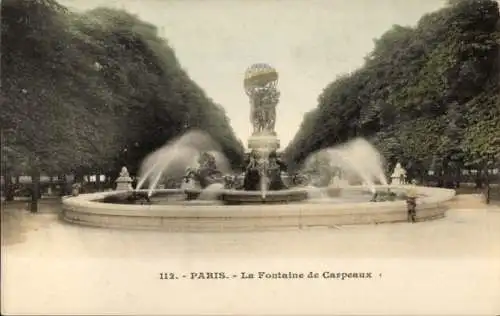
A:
[160,273,176,279]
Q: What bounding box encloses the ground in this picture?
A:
[1,198,500,315]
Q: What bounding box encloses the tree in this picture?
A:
[1,0,244,208]
[285,0,499,187]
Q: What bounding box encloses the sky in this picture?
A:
[59,0,449,149]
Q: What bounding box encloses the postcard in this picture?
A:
[1,0,499,314]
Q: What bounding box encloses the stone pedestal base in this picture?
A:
[391,177,403,185]
[116,178,133,191]
[248,134,280,152]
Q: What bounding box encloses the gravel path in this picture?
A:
[2,203,499,315]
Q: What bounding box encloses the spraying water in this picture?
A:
[136,130,231,197]
[198,183,225,200]
[180,177,197,190]
[258,148,271,199]
[304,138,387,194]
[305,185,329,200]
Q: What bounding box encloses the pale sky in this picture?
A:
[60,0,448,148]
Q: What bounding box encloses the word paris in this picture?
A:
[160,271,378,280]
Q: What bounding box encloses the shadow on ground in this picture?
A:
[1,199,62,246]
[1,193,498,249]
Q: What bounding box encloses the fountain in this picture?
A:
[60,64,456,231]
[216,63,309,204]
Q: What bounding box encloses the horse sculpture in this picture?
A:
[183,152,224,189]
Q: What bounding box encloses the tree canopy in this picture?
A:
[284,0,500,182]
[1,0,244,177]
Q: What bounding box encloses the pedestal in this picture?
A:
[390,162,406,185]
[115,177,133,191]
[391,177,402,185]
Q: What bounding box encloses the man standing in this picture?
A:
[406,180,418,223]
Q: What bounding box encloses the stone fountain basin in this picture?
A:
[219,188,309,205]
[200,188,311,205]
[99,188,315,204]
[148,188,336,204]
[60,186,455,231]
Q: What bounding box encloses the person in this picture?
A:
[484,184,491,204]
[406,183,418,223]
[399,173,405,185]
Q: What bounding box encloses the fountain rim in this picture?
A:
[62,185,456,214]
[60,185,456,230]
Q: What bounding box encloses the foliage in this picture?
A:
[285,0,500,182]
[1,0,244,176]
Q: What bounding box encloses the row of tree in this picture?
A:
[1,0,244,206]
[284,0,500,187]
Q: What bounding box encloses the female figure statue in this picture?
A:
[243,150,262,191]
[266,151,287,190]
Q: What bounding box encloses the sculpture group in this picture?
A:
[180,62,290,193]
[249,87,279,134]
[243,150,287,191]
[244,63,280,135]
[182,149,288,192]
[140,63,292,194]
[183,152,224,189]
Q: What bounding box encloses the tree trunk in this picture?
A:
[475,168,484,189]
[75,169,84,183]
[95,170,101,192]
[58,174,66,196]
[441,158,454,188]
[437,174,444,187]
[107,170,118,189]
[104,173,111,190]
[74,169,85,193]
[5,172,14,201]
[454,165,461,188]
[30,168,40,213]
[483,165,491,204]
[453,162,462,188]
[48,175,54,196]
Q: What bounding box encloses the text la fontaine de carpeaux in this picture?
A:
[240,271,374,280]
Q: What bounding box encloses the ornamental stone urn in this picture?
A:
[115,166,133,191]
[391,162,407,185]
